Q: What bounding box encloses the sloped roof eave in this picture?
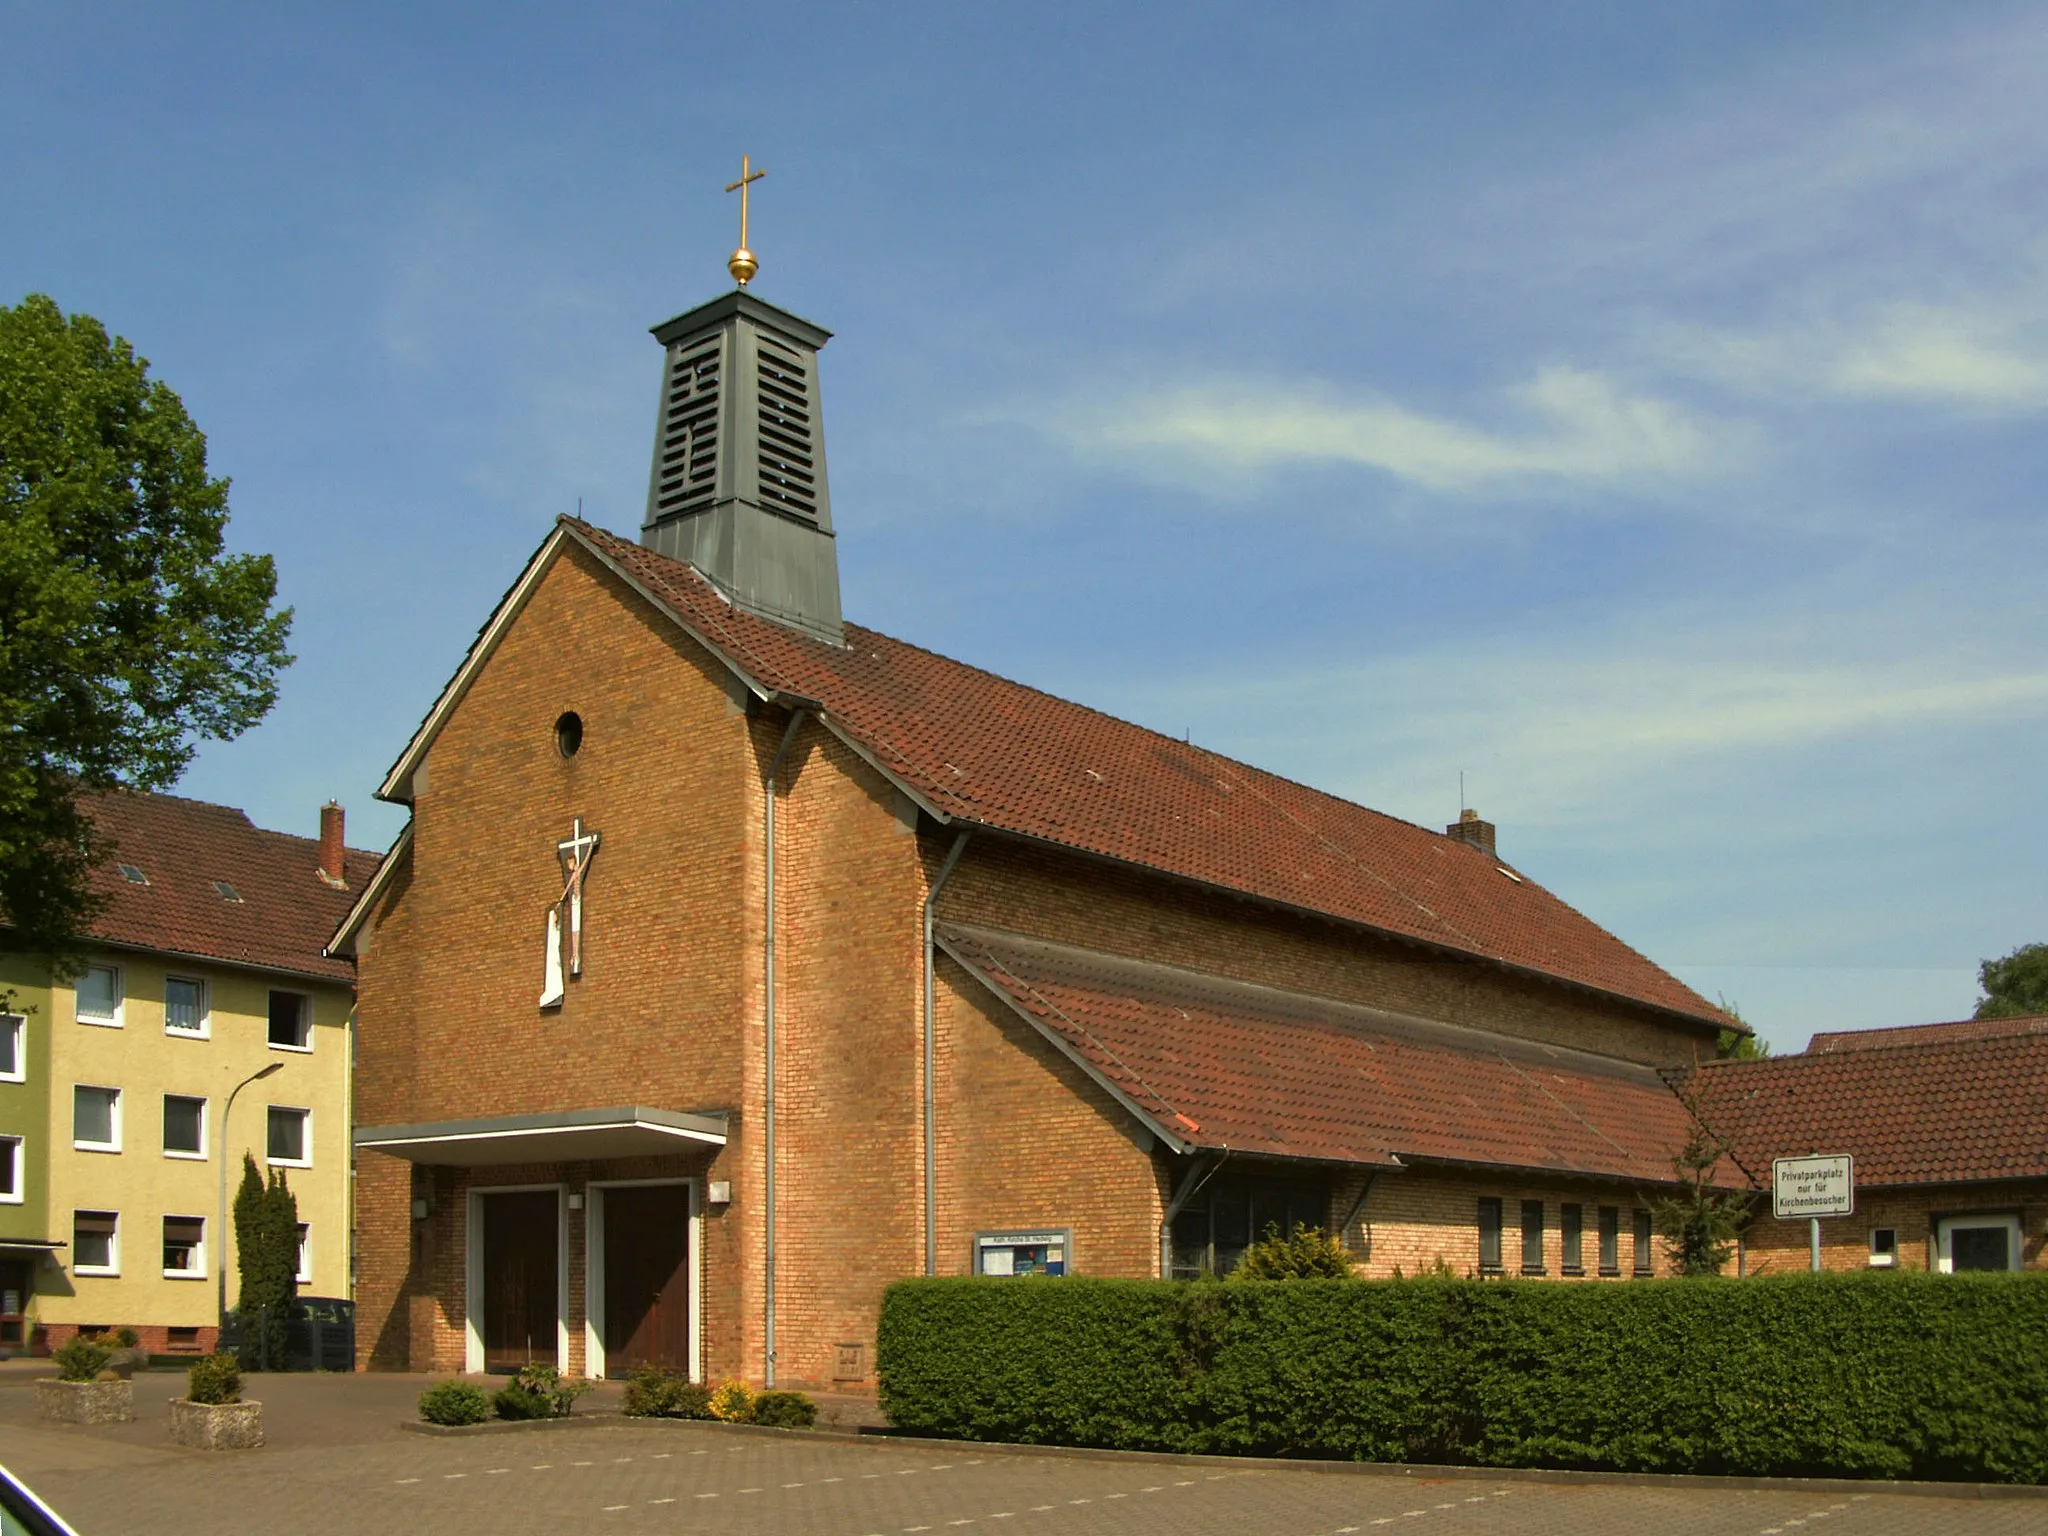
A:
[327,819,412,958]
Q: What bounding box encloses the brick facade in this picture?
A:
[1739,1185,2048,1276]
[351,537,1724,1389]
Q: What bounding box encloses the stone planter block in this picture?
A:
[36,1378,135,1424]
[103,1346,150,1378]
[169,1397,264,1450]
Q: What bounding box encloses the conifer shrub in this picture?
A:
[622,1367,714,1419]
[418,1379,492,1426]
[750,1390,819,1428]
[878,1272,2048,1482]
[52,1335,110,1383]
[492,1384,553,1420]
[185,1354,242,1405]
[708,1380,757,1422]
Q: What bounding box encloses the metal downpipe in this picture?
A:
[762,707,808,1387]
[922,830,971,1275]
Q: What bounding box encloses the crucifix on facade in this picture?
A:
[538,816,601,1009]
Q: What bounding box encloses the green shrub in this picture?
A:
[493,1385,554,1420]
[878,1273,2048,1482]
[417,1379,492,1426]
[111,1326,140,1348]
[1229,1225,1354,1281]
[750,1390,818,1428]
[52,1335,110,1383]
[708,1379,756,1421]
[504,1361,591,1416]
[622,1367,713,1419]
[185,1354,241,1405]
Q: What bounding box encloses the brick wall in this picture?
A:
[355,543,768,1372]
[933,958,1169,1280]
[1740,1184,2048,1276]
[1329,1165,1672,1279]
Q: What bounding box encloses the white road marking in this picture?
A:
[602,1505,628,1512]
[650,1497,675,1504]
[1103,1493,1127,1500]
[696,1492,719,1499]
[394,1478,419,1485]
[652,1453,670,1459]
[532,1464,553,1470]
[443,1473,466,1481]
[823,1476,845,1483]
[485,1468,508,1475]
[784,1481,807,1487]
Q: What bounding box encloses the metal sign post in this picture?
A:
[1773,1155,1854,1273]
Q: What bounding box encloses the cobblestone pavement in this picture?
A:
[1,1370,2039,1536]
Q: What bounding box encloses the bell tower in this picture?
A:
[640,159,844,644]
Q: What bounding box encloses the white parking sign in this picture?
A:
[1773,1154,1854,1219]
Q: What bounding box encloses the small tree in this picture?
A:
[1229,1223,1355,1280]
[1653,1090,1754,1276]
[1974,943,2048,1020]
[1715,995,1769,1060]
[232,1154,297,1367]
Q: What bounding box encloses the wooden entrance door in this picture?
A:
[603,1183,691,1375]
[480,1190,558,1372]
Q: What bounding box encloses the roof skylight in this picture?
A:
[116,864,149,885]
[213,880,244,903]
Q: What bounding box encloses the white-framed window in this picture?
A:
[0,1013,23,1082]
[0,1136,21,1204]
[162,1094,207,1159]
[295,1222,311,1284]
[73,1085,122,1152]
[268,990,312,1051]
[1868,1228,1898,1268]
[73,1210,118,1275]
[162,1215,206,1278]
[74,964,121,1027]
[1937,1214,2022,1273]
[163,977,209,1038]
[266,1105,311,1167]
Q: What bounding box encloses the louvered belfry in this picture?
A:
[641,290,844,644]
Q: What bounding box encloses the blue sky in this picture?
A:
[6,2,2044,1050]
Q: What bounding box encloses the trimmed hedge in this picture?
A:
[877,1273,2048,1482]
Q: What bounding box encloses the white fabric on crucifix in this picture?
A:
[538,817,600,1009]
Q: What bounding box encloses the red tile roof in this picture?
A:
[78,790,379,984]
[1688,1034,2048,1188]
[559,519,1725,1029]
[1808,1016,2048,1053]
[938,923,1713,1182]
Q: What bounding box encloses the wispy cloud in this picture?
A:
[1033,365,1740,496]
[1647,291,2048,412]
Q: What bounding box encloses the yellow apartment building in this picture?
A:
[0,790,375,1356]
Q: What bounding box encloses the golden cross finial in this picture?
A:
[725,155,766,286]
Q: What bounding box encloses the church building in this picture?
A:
[337,265,1740,1389]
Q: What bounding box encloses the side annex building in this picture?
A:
[336,286,1741,1390]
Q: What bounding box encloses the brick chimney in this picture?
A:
[1445,806,1497,856]
[318,802,347,889]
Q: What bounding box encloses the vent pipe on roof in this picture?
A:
[318,802,347,889]
[640,290,845,646]
[1445,807,1497,856]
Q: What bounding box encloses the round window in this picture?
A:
[554,711,583,758]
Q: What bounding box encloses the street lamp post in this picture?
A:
[217,1061,284,1337]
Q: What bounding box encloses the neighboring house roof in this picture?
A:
[1808,1015,2048,1053]
[938,923,1710,1183]
[374,518,1726,1029]
[73,790,380,985]
[1688,1033,2048,1189]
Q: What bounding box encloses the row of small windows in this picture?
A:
[66,1088,310,1165]
[1478,1197,1654,1277]
[69,1210,309,1283]
[69,966,312,1048]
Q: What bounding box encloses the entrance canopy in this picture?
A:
[355,1105,727,1166]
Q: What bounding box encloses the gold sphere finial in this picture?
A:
[724,155,767,288]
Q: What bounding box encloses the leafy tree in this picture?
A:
[1653,1088,1755,1276]
[1228,1223,1355,1280]
[0,294,291,963]
[1974,943,2048,1020]
[232,1154,298,1368]
[1714,995,1769,1059]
